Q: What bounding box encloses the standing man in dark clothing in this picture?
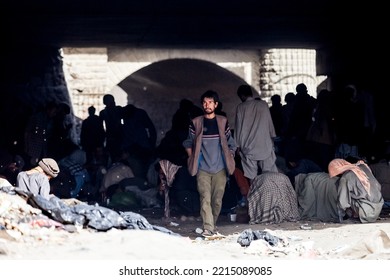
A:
[269,94,284,156]
[122,104,157,178]
[122,104,157,157]
[183,90,236,236]
[285,83,316,163]
[99,94,124,163]
[80,106,105,164]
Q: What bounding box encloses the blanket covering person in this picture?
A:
[328,158,384,223]
[294,172,339,222]
[247,172,300,224]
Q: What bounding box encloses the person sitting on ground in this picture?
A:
[247,171,300,224]
[328,158,384,223]
[16,158,60,200]
[294,171,340,223]
[99,159,135,203]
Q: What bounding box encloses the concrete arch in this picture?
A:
[114,58,252,143]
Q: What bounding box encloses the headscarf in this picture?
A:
[328,158,371,195]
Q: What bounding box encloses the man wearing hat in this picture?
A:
[16,158,60,199]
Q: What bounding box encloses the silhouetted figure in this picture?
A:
[269,94,283,137]
[157,99,203,189]
[156,99,201,217]
[157,101,192,167]
[281,92,296,138]
[269,94,284,156]
[99,94,124,163]
[275,91,296,158]
[305,89,336,170]
[171,99,203,131]
[157,134,183,166]
[284,83,316,164]
[80,106,105,164]
[122,104,157,179]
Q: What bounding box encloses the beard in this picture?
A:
[203,108,214,115]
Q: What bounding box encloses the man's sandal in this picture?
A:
[201,229,214,237]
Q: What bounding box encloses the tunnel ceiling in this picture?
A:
[3,0,383,50]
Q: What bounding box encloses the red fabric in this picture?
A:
[233,168,250,196]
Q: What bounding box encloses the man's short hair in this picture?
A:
[103,94,115,105]
[88,106,96,115]
[201,90,219,103]
[295,83,308,94]
[237,85,253,98]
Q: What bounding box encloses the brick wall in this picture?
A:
[61,47,321,144]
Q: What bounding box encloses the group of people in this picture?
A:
[0,93,158,202]
[179,83,387,236]
[0,82,388,239]
[81,94,157,179]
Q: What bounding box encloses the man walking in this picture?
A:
[183,90,236,236]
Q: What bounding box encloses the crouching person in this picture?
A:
[328,158,384,223]
[16,158,60,199]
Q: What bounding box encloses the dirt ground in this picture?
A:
[137,206,390,240]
